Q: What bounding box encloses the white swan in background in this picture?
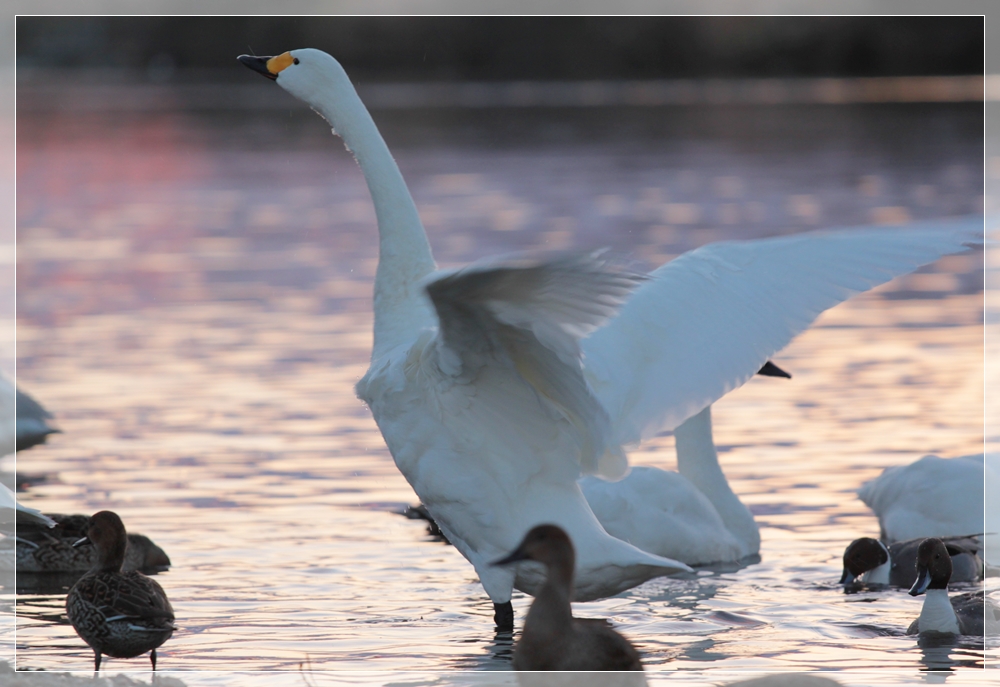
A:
[0,482,56,534]
[858,454,987,542]
[0,372,60,456]
[584,362,787,565]
[582,406,758,565]
[239,48,981,626]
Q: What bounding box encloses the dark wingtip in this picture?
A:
[757,360,792,378]
[238,54,277,80]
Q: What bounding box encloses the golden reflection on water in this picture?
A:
[8,105,990,676]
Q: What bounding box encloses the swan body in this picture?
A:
[858,454,987,544]
[0,482,56,533]
[241,48,981,613]
[581,405,758,564]
[0,373,60,455]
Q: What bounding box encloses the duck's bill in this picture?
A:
[909,567,931,596]
[491,548,528,567]
[839,568,857,586]
[72,536,91,548]
[238,55,278,80]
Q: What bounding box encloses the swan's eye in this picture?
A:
[293,58,300,65]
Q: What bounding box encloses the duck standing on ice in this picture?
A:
[65,511,176,670]
[239,47,980,628]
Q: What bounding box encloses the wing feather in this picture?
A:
[424,253,643,477]
[583,218,982,446]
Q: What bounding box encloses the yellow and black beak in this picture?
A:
[238,53,295,80]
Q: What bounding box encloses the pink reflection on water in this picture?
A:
[11,104,988,673]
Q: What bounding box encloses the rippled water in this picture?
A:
[5,94,992,682]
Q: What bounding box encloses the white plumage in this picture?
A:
[859,454,989,548]
[0,482,56,532]
[244,48,982,610]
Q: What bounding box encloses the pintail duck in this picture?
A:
[493,524,643,671]
[65,511,176,670]
[840,535,981,589]
[18,513,170,573]
[906,537,998,636]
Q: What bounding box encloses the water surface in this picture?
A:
[7,95,991,681]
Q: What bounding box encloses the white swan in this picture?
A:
[858,454,988,542]
[0,482,56,533]
[0,372,59,456]
[239,48,981,624]
[581,405,758,564]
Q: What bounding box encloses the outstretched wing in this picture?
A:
[425,253,643,478]
[583,217,982,446]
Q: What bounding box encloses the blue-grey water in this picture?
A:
[4,86,993,684]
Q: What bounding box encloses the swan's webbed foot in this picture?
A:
[494,601,514,630]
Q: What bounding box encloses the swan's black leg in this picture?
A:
[494,601,514,630]
[94,650,102,671]
[151,648,157,671]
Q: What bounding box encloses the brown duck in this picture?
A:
[493,524,644,672]
[18,513,170,573]
[65,511,176,670]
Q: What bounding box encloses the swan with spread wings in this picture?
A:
[239,48,980,627]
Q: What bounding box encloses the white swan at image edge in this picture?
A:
[0,371,60,456]
[0,482,56,533]
[239,49,982,619]
[859,453,995,566]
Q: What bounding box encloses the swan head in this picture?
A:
[238,49,355,128]
[909,538,952,596]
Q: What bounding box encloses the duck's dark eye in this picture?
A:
[293,58,300,65]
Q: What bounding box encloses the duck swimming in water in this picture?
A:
[840,534,982,589]
[17,512,170,574]
[65,511,176,670]
[907,537,998,636]
[239,47,980,628]
[494,524,644,671]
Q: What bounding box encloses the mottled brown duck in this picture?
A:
[17,513,170,573]
[493,524,644,672]
[65,511,176,670]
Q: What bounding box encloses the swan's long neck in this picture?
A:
[313,78,436,358]
[674,405,759,557]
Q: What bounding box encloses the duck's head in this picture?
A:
[74,510,128,572]
[909,538,952,596]
[491,524,575,570]
[238,49,353,120]
[840,537,889,585]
